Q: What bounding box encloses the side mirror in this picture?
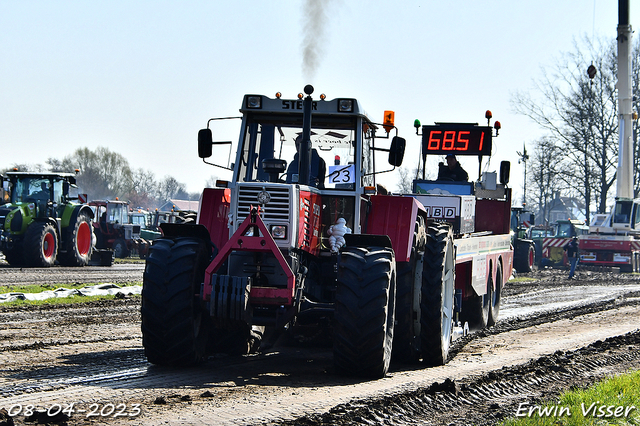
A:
[198,129,213,159]
[388,136,406,167]
[499,160,510,185]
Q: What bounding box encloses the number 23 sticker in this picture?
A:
[328,165,355,184]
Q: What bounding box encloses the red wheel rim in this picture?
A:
[43,231,56,259]
[76,222,92,256]
[528,248,534,268]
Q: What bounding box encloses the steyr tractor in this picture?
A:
[90,200,145,258]
[0,171,94,267]
[141,86,513,378]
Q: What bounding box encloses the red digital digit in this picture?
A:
[478,131,484,151]
[428,131,441,150]
[457,131,469,150]
[443,131,455,150]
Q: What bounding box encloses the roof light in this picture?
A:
[485,110,492,120]
[275,92,282,99]
[246,96,262,109]
[320,93,326,100]
[383,110,395,133]
[338,99,353,112]
[297,93,304,99]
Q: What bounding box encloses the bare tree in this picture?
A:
[527,137,565,225]
[512,36,624,220]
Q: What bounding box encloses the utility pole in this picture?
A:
[517,143,529,206]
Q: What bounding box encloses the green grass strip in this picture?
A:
[500,370,640,425]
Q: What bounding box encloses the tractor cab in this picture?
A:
[198,86,405,247]
[6,172,76,219]
[90,200,142,258]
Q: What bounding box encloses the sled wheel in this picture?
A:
[488,263,503,327]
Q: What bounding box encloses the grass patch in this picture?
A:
[0,282,142,294]
[114,257,146,264]
[500,370,640,425]
[508,276,540,283]
[0,293,139,308]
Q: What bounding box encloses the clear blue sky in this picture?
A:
[1,1,635,202]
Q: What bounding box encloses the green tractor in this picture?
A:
[0,171,95,267]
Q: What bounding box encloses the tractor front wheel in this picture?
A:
[113,238,130,258]
[24,222,58,267]
[3,247,24,266]
[334,246,396,378]
[141,237,210,366]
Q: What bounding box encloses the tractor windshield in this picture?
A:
[235,114,374,189]
[108,203,128,224]
[11,177,51,204]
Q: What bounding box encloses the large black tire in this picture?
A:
[113,238,130,258]
[392,219,426,363]
[24,222,58,267]
[488,263,502,327]
[3,248,24,266]
[141,237,211,366]
[334,246,396,378]
[420,223,455,366]
[463,269,491,331]
[58,212,93,266]
[515,241,535,273]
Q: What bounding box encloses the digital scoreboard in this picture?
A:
[421,124,492,156]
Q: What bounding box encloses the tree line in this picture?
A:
[511,35,640,226]
[2,146,215,210]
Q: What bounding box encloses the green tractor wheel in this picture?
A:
[59,212,93,266]
[24,222,58,267]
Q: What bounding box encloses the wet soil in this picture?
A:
[0,264,638,425]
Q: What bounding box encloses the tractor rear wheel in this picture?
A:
[393,219,426,363]
[24,222,58,267]
[515,241,535,273]
[141,237,211,366]
[420,223,455,366]
[58,212,93,266]
[334,246,396,378]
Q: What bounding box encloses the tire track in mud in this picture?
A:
[275,331,640,426]
[0,270,639,425]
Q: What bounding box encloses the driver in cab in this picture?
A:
[286,135,326,188]
[437,154,468,182]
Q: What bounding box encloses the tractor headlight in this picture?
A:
[246,96,262,109]
[270,225,287,239]
[337,99,353,112]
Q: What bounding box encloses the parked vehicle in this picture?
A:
[90,200,145,258]
[0,171,94,267]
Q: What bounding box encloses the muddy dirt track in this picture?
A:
[0,262,639,426]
